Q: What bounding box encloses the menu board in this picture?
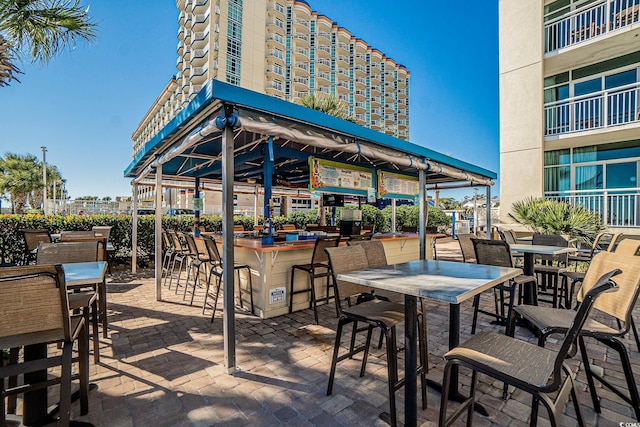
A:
[378,171,419,199]
[309,157,373,195]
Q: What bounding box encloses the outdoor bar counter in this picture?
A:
[227,233,439,319]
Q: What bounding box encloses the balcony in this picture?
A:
[544,0,639,53]
[544,82,640,136]
[267,18,286,34]
[316,58,331,69]
[546,188,640,227]
[292,76,309,89]
[192,11,210,31]
[294,18,309,30]
[294,47,309,59]
[268,2,286,18]
[191,48,208,66]
[315,45,331,57]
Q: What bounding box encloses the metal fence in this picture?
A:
[546,188,640,227]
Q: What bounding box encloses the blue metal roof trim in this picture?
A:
[124,79,496,180]
[209,81,496,179]
[124,80,217,177]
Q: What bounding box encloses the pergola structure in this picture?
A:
[124,79,496,372]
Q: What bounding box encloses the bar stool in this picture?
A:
[200,235,254,320]
[182,232,210,306]
[167,230,188,293]
[161,230,175,287]
[289,236,340,324]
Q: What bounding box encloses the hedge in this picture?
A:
[0,206,451,265]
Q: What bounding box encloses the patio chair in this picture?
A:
[37,241,104,363]
[21,229,52,264]
[0,264,90,425]
[470,239,535,334]
[614,238,640,256]
[200,235,254,320]
[532,234,569,308]
[167,230,189,293]
[439,266,620,427]
[561,232,624,309]
[568,232,620,265]
[288,236,340,324]
[161,230,175,287]
[499,229,524,266]
[181,232,210,306]
[456,233,477,263]
[325,245,427,427]
[511,251,640,421]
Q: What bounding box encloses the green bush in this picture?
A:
[381,204,451,231]
[0,205,449,265]
[509,197,605,246]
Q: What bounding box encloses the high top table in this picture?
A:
[22,261,106,426]
[337,259,521,426]
[509,244,576,305]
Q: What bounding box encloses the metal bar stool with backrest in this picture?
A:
[439,269,620,427]
[92,226,114,273]
[561,232,623,310]
[456,233,477,263]
[511,251,640,421]
[325,245,427,427]
[288,236,340,325]
[37,241,104,363]
[532,233,569,308]
[470,239,536,335]
[499,229,524,266]
[21,229,52,264]
[199,235,254,320]
[167,230,189,293]
[0,264,90,425]
[161,230,175,287]
[181,232,210,306]
[348,239,430,354]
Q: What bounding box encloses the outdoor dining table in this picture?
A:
[22,261,107,426]
[337,259,521,426]
[509,244,576,305]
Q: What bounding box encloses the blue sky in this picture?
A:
[0,0,499,201]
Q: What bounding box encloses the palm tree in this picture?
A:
[0,0,96,87]
[0,152,42,213]
[297,92,355,122]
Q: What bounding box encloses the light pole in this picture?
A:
[41,146,47,216]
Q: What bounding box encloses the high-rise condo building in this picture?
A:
[132,0,410,160]
[499,0,640,231]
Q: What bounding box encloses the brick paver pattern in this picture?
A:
[20,239,640,426]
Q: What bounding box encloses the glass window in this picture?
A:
[574,78,601,97]
[605,69,637,89]
[544,149,571,166]
[544,166,571,192]
[576,165,604,190]
[544,85,569,103]
[606,162,637,189]
[574,140,640,162]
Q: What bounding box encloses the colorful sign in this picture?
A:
[378,171,419,199]
[309,157,373,195]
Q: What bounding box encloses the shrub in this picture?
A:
[509,197,605,246]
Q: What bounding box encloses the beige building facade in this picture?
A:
[132,0,410,161]
[499,0,640,231]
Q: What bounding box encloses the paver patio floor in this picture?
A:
[16,239,640,426]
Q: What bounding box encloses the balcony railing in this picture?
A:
[544,81,640,135]
[546,188,640,227]
[545,0,639,53]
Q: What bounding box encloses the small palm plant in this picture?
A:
[509,197,606,247]
[297,92,356,122]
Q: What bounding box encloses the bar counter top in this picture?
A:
[228,233,444,252]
